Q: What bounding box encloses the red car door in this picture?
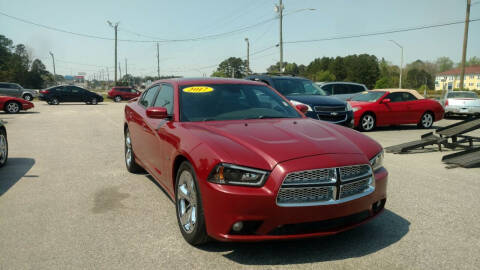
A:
[382,92,413,124]
[143,83,176,185]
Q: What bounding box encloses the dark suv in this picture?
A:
[107,86,141,102]
[246,75,354,127]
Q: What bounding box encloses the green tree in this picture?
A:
[212,57,247,78]
[435,57,454,72]
[315,70,336,82]
[466,56,480,67]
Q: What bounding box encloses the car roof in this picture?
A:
[316,81,366,86]
[372,89,424,99]
[247,74,309,80]
[152,77,266,87]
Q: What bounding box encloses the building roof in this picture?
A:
[437,66,480,76]
[371,89,425,99]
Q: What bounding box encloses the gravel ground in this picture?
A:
[0,101,479,270]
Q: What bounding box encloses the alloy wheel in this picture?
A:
[114,96,122,102]
[177,170,198,234]
[23,95,33,101]
[6,102,20,113]
[91,98,98,105]
[422,113,433,128]
[51,98,59,105]
[0,134,7,164]
[125,131,132,167]
[361,114,375,131]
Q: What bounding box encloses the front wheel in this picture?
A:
[5,101,20,114]
[114,96,122,102]
[0,129,8,168]
[90,98,98,105]
[418,112,434,128]
[359,113,375,131]
[175,162,208,246]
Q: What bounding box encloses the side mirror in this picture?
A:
[146,107,169,119]
[381,98,391,104]
[296,104,309,114]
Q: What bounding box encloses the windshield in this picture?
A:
[272,78,327,96]
[447,92,478,99]
[180,84,301,122]
[351,91,386,102]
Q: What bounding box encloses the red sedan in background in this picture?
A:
[124,78,387,245]
[349,89,444,131]
[107,86,141,102]
[1,96,34,114]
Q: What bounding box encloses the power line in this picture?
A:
[285,18,480,44]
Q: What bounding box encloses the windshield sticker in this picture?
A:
[183,86,214,93]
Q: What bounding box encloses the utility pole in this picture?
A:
[49,51,57,85]
[156,43,160,79]
[390,40,404,88]
[275,0,284,72]
[244,38,250,74]
[107,21,119,86]
[460,0,471,90]
[125,58,128,76]
[118,62,122,81]
[106,67,110,88]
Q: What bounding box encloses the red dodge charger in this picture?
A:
[349,89,444,131]
[124,78,387,245]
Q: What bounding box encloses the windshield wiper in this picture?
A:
[244,115,287,119]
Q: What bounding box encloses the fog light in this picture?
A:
[232,221,244,232]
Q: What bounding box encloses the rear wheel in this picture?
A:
[124,128,144,173]
[5,101,20,114]
[23,94,33,101]
[175,161,208,246]
[418,112,434,128]
[49,98,59,105]
[114,96,122,102]
[0,129,7,168]
[359,113,375,131]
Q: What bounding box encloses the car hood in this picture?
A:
[183,118,381,170]
[286,95,346,106]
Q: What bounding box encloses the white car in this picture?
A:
[443,91,480,117]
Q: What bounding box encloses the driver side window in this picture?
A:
[140,85,159,107]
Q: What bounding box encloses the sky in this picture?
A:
[1,0,479,79]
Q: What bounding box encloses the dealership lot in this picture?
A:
[1,102,479,269]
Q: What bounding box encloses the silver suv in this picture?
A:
[315,82,368,101]
[0,82,38,101]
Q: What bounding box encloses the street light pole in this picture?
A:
[460,0,471,90]
[107,21,119,86]
[244,38,250,74]
[49,51,56,85]
[390,40,404,88]
[275,0,284,72]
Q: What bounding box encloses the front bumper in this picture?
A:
[445,105,480,115]
[200,154,387,241]
[22,102,34,110]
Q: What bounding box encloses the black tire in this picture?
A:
[23,94,33,101]
[359,113,376,131]
[90,98,98,105]
[418,112,434,129]
[175,161,209,246]
[0,128,7,168]
[124,128,144,173]
[4,101,21,114]
[114,96,122,102]
[49,98,59,105]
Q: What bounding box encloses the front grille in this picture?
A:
[317,113,347,122]
[276,164,373,207]
[277,186,335,204]
[282,168,336,186]
[314,106,345,112]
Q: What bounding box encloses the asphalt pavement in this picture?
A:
[0,101,479,269]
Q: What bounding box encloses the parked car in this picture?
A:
[124,78,387,245]
[315,82,368,101]
[0,121,7,167]
[348,89,444,131]
[246,75,354,127]
[39,85,103,105]
[0,82,38,101]
[0,96,35,113]
[107,86,142,102]
[442,91,480,117]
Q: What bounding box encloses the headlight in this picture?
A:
[352,106,361,112]
[290,100,313,112]
[346,102,353,111]
[370,150,384,172]
[208,163,269,187]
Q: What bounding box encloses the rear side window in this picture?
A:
[386,92,417,102]
[350,84,366,93]
[153,84,174,114]
[140,85,159,107]
[321,84,333,95]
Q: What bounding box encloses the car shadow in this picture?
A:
[364,124,442,132]
[0,158,36,196]
[145,174,174,204]
[199,210,409,266]
[0,111,40,115]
